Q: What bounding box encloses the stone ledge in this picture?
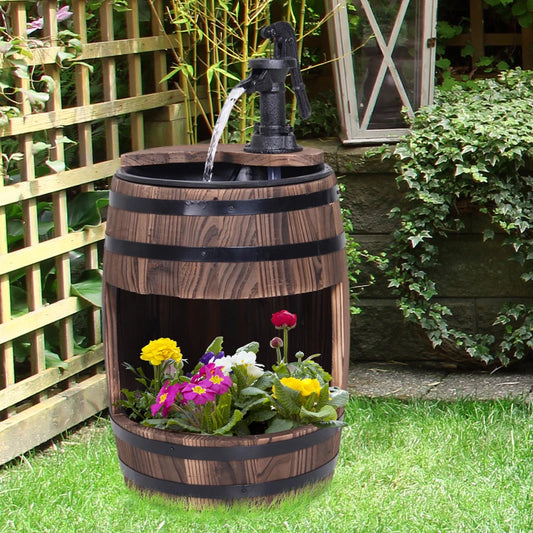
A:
[301,139,395,174]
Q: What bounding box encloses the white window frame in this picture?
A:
[326,0,438,144]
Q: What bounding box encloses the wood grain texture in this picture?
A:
[103,157,349,504]
[111,412,341,505]
[104,169,345,299]
[0,374,107,465]
[120,144,324,167]
[103,159,350,395]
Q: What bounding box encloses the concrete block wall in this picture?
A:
[303,140,533,367]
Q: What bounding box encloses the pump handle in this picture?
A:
[260,22,311,120]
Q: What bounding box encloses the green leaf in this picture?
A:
[71,269,103,307]
[272,377,302,416]
[45,351,68,370]
[46,159,66,173]
[482,229,495,241]
[235,341,259,354]
[240,386,269,397]
[32,142,51,155]
[265,417,295,434]
[205,336,223,355]
[213,409,243,435]
[39,75,56,93]
[20,88,49,107]
[328,387,350,408]
[68,191,109,230]
[300,404,338,423]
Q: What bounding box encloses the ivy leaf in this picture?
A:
[482,229,495,241]
[408,231,431,248]
[46,159,65,173]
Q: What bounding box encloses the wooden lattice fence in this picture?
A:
[445,0,533,70]
[0,0,185,464]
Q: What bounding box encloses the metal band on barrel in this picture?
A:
[110,416,340,460]
[118,456,338,499]
[109,186,339,216]
[104,234,346,262]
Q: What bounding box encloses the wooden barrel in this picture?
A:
[110,412,342,506]
[103,145,350,504]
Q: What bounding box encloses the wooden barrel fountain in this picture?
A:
[103,144,350,505]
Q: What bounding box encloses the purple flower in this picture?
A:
[199,351,224,365]
[27,5,73,34]
[150,381,182,417]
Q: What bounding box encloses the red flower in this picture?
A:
[271,310,297,329]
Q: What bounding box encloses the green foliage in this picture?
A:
[293,90,339,138]
[386,68,533,365]
[436,0,533,86]
[120,329,348,435]
[7,191,108,367]
[165,0,335,143]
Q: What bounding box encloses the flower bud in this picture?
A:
[270,337,283,349]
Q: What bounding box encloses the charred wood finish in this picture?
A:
[120,143,324,167]
[111,412,341,505]
[103,146,350,504]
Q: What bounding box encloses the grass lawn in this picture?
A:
[1,398,532,533]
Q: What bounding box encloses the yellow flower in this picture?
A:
[140,338,182,366]
[273,377,321,398]
[299,378,321,397]
[280,377,303,391]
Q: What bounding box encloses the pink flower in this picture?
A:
[27,5,73,34]
[182,381,216,405]
[151,381,182,417]
[271,310,297,329]
[199,364,232,394]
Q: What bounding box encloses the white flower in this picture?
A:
[212,355,233,375]
[231,351,264,378]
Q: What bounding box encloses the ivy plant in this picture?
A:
[385,68,533,366]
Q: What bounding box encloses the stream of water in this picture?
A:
[202,86,246,182]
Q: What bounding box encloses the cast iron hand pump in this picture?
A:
[237,21,311,154]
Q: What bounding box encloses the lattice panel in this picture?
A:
[0,0,182,464]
